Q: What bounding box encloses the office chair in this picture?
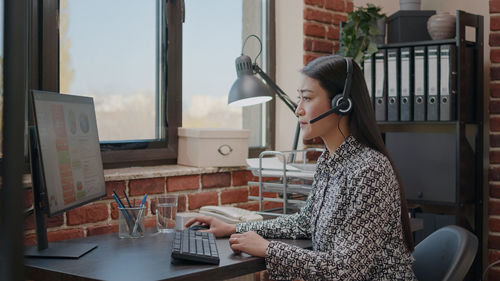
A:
[412,225,478,281]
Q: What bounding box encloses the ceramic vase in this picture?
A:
[427,12,456,40]
[400,0,420,10]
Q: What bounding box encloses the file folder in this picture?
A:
[400,48,412,121]
[439,45,457,121]
[363,54,374,105]
[374,50,386,121]
[427,46,439,121]
[387,49,399,121]
[413,46,426,121]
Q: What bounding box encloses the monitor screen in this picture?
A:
[32,90,106,215]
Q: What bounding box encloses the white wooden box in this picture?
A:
[178,128,250,167]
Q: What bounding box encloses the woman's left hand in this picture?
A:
[228,231,270,257]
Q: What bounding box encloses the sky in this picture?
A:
[182,0,242,111]
[64,0,156,96]
[64,0,243,111]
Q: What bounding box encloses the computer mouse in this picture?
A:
[188,224,210,231]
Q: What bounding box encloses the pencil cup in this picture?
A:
[155,194,178,233]
[118,206,145,238]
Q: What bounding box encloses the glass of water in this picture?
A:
[155,194,178,233]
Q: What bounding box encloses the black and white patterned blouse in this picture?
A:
[237,135,416,280]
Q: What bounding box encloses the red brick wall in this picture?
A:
[303,0,353,66]
[491,1,500,279]
[23,170,282,246]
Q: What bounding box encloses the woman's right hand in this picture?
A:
[184,215,236,237]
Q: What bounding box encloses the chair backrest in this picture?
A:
[412,225,478,281]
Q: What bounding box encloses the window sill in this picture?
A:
[103,164,247,181]
[23,164,247,187]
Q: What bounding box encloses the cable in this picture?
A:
[241,34,262,66]
[337,115,346,140]
[482,259,500,281]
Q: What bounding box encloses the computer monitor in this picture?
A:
[24,90,106,258]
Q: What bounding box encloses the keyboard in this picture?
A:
[171,229,220,264]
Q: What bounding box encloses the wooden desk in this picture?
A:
[24,230,312,281]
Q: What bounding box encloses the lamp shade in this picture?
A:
[228,55,273,107]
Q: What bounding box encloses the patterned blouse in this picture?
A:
[237,136,416,280]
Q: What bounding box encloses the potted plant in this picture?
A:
[338,4,386,66]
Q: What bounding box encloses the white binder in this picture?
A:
[375,50,386,121]
[414,46,426,121]
[427,46,439,121]
[387,49,399,121]
[400,48,412,121]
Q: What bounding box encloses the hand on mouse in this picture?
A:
[185,215,236,237]
[188,224,210,231]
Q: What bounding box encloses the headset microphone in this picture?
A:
[309,57,353,124]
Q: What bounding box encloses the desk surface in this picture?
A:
[24,230,312,281]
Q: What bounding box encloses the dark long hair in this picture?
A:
[301,55,414,252]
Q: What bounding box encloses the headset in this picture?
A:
[309,57,353,124]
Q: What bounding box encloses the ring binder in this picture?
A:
[400,48,412,121]
[387,49,400,121]
[375,50,386,121]
[414,46,426,121]
[439,45,456,121]
[427,46,439,121]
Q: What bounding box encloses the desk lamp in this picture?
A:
[228,35,300,154]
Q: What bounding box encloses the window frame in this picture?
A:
[248,0,276,157]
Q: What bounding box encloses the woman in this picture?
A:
[186,55,416,280]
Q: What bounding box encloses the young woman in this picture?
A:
[186,55,416,280]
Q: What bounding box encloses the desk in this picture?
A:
[24,230,312,281]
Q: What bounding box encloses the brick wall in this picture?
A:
[303,0,353,65]
[491,1,500,280]
[23,170,283,246]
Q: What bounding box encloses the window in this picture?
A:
[182,0,274,154]
[60,0,160,142]
[57,0,181,167]
[28,0,272,168]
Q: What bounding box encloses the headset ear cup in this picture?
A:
[331,94,342,109]
[331,94,352,115]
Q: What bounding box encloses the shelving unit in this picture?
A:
[371,10,483,279]
[246,148,323,217]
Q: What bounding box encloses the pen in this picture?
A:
[123,190,133,208]
[113,190,126,208]
[112,193,134,234]
[132,193,148,236]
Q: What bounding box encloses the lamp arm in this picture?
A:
[253,64,297,113]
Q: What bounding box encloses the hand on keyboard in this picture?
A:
[229,231,269,258]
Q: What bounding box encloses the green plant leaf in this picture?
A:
[366,41,378,55]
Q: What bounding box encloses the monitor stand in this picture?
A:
[24,242,97,259]
[24,127,98,259]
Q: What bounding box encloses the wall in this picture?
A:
[275,0,304,152]
[489,1,500,280]
[23,169,282,245]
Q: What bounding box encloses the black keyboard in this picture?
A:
[171,229,220,264]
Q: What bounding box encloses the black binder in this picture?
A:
[387,49,399,121]
[439,45,457,121]
[375,50,386,121]
[363,53,374,105]
[413,46,426,121]
[400,48,412,121]
[427,46,439,121]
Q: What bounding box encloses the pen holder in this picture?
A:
[118,206,146,238]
